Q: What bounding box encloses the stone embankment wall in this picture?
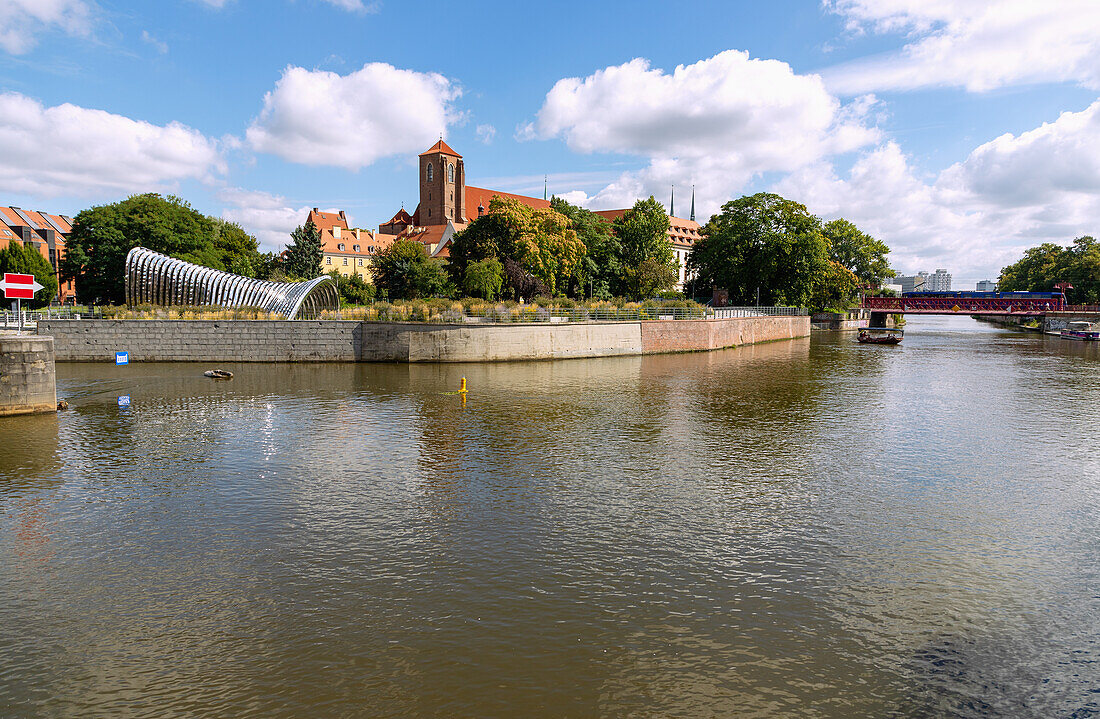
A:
[0,336,56,416]
[39,316,809,363]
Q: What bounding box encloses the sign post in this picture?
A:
[1,273,44,334]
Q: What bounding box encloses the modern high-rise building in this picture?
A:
[926,269,952,291]
[976,280,997,292]
[894,272,929,293]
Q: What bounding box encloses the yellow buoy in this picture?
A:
[460,377,467,393]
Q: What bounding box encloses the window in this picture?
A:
[326,257,331,264]
[353,244,360,252]
[358,259,364,266]
[338,243,345,251]
[343,258,348,265]
[428,208,431,218]
[448,163,454,182]
[427,163,433,181]
[368,246,375,253]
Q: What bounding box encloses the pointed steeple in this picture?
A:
[690,185,695,223]
[544,175,548,201]
[670,185,675,217]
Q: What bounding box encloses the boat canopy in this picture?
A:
[865,327,903,333]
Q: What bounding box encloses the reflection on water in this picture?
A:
[1,316,1098,718]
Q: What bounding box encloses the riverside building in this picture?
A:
[0,206,76,303]
[364,140,706,290]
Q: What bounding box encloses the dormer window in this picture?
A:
[338,243,345,251]
[353,244,360,252]
[427,163,433,181]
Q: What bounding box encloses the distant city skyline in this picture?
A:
[2,1,1099,289]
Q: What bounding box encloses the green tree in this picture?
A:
[0,242,58,309]
[688,193,829,308]
[447,197,585,297]
[211,219,265,278]
[491,197,585,295]
[631,257,680,299]
[822,218,893,288]
[999,236,1100,303]
[62,194,224,305]
[810,260,860,312]
[550,196,621,298]
[284,219,323,280]
[612,197,676,298]
[326,270,375,306]
[463,258,504,300]
[448,214,515,286]
[372,239,453,299]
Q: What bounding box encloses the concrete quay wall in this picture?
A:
[39,316,809,363]
[37,319,362,362]
[0,336,57,416]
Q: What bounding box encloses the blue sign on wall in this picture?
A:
[118,395,131,407]
[115,351,129,365]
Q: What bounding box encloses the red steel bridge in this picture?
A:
[861,293,1065,316]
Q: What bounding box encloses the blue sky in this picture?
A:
[4,0,1100,287]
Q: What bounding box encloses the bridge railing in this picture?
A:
[713,306,807,318]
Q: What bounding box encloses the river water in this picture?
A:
[1,315,1098,718]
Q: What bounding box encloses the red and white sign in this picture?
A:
[1,273,44,300]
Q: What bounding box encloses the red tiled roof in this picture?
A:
[320,227,394,256]
[595,209,703,248]
[419,139,462,158]
[384,208,413,225]
[307,208,348,233]
[463,186,550,221]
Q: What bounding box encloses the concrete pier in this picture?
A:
[0,336,57,416]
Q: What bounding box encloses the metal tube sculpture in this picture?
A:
[125,247,339,319]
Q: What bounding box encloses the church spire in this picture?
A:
[690,185,695,222]
[670,185,675,217]
[544,175,548,201]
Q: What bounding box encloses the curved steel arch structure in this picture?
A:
[125,247,339,319]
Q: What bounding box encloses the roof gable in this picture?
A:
[419,139,462,158]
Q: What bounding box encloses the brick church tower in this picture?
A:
[418,140,465,225]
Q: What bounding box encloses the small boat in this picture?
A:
[857,327,903,345]
[203,369,234,379]
[1059,321,1100,341]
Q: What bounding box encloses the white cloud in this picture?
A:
[476,123,496,144]
[219,188,347,253]
[220,188,305,252]
[0,0,94,54]
[141,30,167,54]
[822,0,1100,93]
[247,63,461,170]
[774,100,1100,283]
[529,50,880,217]
[0,92,224,198]
[320,0,380,12]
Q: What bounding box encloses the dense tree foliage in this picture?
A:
[371,239,453,299]
[999,236,1100,303]
[822,218,893,288]
[550,197,621,298]
[463,258,504,300]
[284,220,323,280]
[61,194,268,304]
[613,197,677,298]
[689,193,830,308]
[327,270,375,306]
[0,242,58,309]
[448,197,583,298]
